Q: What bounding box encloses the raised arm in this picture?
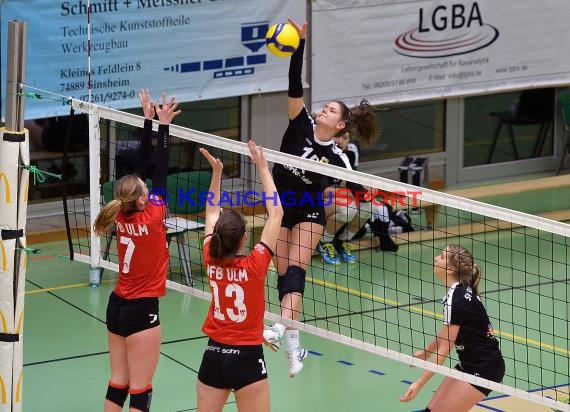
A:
[287,18,308,120]
[134,89,155,180]
[247,141,283,252]
[152,92,180,192]
[199,148,223,236]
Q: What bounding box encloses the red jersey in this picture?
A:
[202,235,273,345]
[114,196,169,299]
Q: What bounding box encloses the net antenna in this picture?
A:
[68,98,570,411]
[86,0,93,104]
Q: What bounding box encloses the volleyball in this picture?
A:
[265,23,300,58]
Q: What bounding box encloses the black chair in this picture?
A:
[486,88,555,163]
[556,90,570,175]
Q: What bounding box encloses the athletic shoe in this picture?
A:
[263,325,282,352]
[316,241,341,265]
[338,241,357,264]
[286,347,308,378]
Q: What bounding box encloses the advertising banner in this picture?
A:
[311,0,570,107]
[0,0,305,119]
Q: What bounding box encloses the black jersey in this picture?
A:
[273,107,351,193]
[443,282,502,369]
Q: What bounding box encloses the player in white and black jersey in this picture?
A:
[264,18,380,378]
[400,244,505,411]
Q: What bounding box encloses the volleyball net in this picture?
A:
[62,98,570,411]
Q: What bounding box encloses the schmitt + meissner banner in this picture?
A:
[0,0,305,119]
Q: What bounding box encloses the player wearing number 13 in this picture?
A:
[94,90,180,412]
[197,141,283,412]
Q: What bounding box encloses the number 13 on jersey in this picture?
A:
[210,280,248,323]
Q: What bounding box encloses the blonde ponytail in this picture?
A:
[93,174,145,235]
[93,200,122,235]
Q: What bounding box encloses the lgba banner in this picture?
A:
[0,0,304,119]
[311,0,570,108]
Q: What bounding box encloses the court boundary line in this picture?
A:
[304,275,570,356]
[25,270,570,357]
[23,272,570,410]
[164,280,570,411]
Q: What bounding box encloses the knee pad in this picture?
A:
[106,382,128,407]
[129,386,152,412]
[279,266,306,301]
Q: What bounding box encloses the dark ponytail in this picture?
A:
[208,210,247,260]
[209,232,223,260]
[334,98,380,146]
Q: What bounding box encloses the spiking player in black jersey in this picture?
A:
[400,244,505,411]
[263,18,380,378]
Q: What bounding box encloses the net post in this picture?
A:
[5,20,27,132]
[2,19,27,412]
[88,108,102,286]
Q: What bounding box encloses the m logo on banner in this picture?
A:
[0,173,11,203]
[0,376,6,404]
[0,241,6,272]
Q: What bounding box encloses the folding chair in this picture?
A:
[486,88,555,163]
[164,171,212,285]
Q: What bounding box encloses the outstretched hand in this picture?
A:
[399,382,421,403]
[288,18,307,39]
[247,140,268,170]
[199,147,223,174]
[139,89,155,120]
[155,92,181,125]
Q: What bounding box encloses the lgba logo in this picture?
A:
[394,2,499,58]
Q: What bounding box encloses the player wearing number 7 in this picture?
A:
[196,141,283,412]
[94,90,180,412]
